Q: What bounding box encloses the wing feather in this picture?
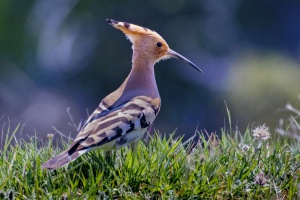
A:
[67,96,160,153]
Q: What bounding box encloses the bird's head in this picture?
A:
[107,19,202,73]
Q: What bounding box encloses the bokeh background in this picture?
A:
[1,0,300,140]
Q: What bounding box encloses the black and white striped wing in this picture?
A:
[67,96,160,155]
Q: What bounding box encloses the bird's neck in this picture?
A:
[102,51,160,108]
[124,51,159,96]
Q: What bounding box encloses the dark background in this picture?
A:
[1,0,300,140]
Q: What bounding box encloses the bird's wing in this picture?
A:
[81,98,120,129]
[67,96,160,154]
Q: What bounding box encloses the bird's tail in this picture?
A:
[41,150,82,170]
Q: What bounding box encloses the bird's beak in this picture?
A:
[167,49,203,73]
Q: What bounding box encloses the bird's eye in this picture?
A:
[157,42,162,47]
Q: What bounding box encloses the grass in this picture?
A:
[1,117,300,200]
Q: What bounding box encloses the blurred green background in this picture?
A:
[0,0,300,139]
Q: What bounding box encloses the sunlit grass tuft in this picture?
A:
[1,119,300,199]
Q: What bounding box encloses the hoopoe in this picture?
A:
[42,19,202,170]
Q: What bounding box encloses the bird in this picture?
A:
[42,19,202,170]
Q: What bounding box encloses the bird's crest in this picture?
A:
[106,19,164,43]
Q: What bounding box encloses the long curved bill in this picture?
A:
[167,49,203,73]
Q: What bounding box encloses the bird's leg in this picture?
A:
[104,150,114,166]
[105,150,111,159]
[130,142,137,152]
[144,124,154,143]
